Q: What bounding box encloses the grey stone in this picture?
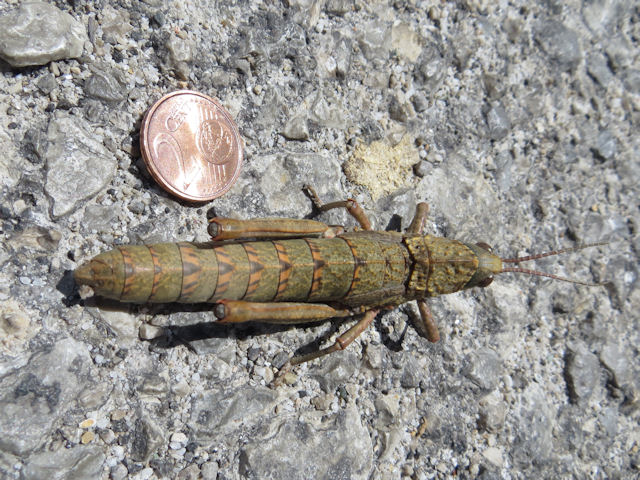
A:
[128,199,145,215]
[271,350,289,369]
[486,102,510,140]
[594,130,617,160]
[582,0,628,35]
[310,353,359,392]
[43,112,116,217]
[600,343,631,388]
[376,189,417,231]
[0,127,22,189]
[0,2,87,67]
[483,73,506,100]
[462,347,502,391]
[578,211,626,245]
[0,338,95,456]
[239,406,372,480]
[389,95,413,123]
[411,91,429,113]
[110,464,129,480]
[400,355,426,388]
[82,204,119,233]
[535,21,582,70]
[564,343,600,405]
[333,34,352,78]
[512,384,554,467]
[100,5,133,38]
[599,406,618,438]
[282,115,310,140]
[357,20,392,61]
[310,88,349,129]
[130,416,165,463]
[190,386,278,443]
[413,160,429,178]
[605,36,633,72]
[325,0,353,15]
[36,73,57,95]
[414,45,446,94]
[375,393,401,427]
[493,150,514,192]
[166,34,194,81]
[22,446,105,480]
[478,393,507,433]
[622,69,640,95]
[84,67,128,104]
[200,461,219,480]
[587,53,614,87]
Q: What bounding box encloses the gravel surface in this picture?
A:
[0,1,638,479]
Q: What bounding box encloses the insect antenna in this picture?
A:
[499,241,608,287]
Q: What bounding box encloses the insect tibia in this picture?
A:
[501,241,608,264]
[499,267,606,287]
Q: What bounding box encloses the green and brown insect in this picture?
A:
[74,186,605,366]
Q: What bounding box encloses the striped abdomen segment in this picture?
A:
[84,237,408,304]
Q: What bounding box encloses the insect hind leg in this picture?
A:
[207,217,336,241]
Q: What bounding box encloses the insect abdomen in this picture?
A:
[77,237,409,304]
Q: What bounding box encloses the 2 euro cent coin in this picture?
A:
[140,90,243,202]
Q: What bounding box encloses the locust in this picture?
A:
[74,186,605,366]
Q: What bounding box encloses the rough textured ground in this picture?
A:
[0,1,638,479]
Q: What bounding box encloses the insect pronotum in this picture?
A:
[74,186,605,366]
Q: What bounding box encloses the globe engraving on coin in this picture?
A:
[140,90,243,202]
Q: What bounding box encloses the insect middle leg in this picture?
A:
[404,202,441,342]
[406,202,430,235]
[303,185,372,231]
[290,308,380,365]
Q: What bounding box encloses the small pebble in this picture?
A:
[139,324,164,340]
[110,464,128,480]
[137,467,154,480]
[170,432,188,449]
[81,431,95,444]
[413,160,429,177]
[79,418,96,428]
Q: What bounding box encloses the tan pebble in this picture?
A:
[81,431,95,444]
[79,418,95,428]
[282,371,297,386]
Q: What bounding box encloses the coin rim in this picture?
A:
[140,90,243,202]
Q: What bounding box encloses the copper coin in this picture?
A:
[140,90,243,202]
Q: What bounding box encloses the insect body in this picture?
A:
[74,187,603,365]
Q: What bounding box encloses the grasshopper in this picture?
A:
[74,186,604,366]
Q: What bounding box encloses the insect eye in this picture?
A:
[476,242,493,252]
[477,276,494,288]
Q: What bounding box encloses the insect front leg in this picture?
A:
[303,185,373,231]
